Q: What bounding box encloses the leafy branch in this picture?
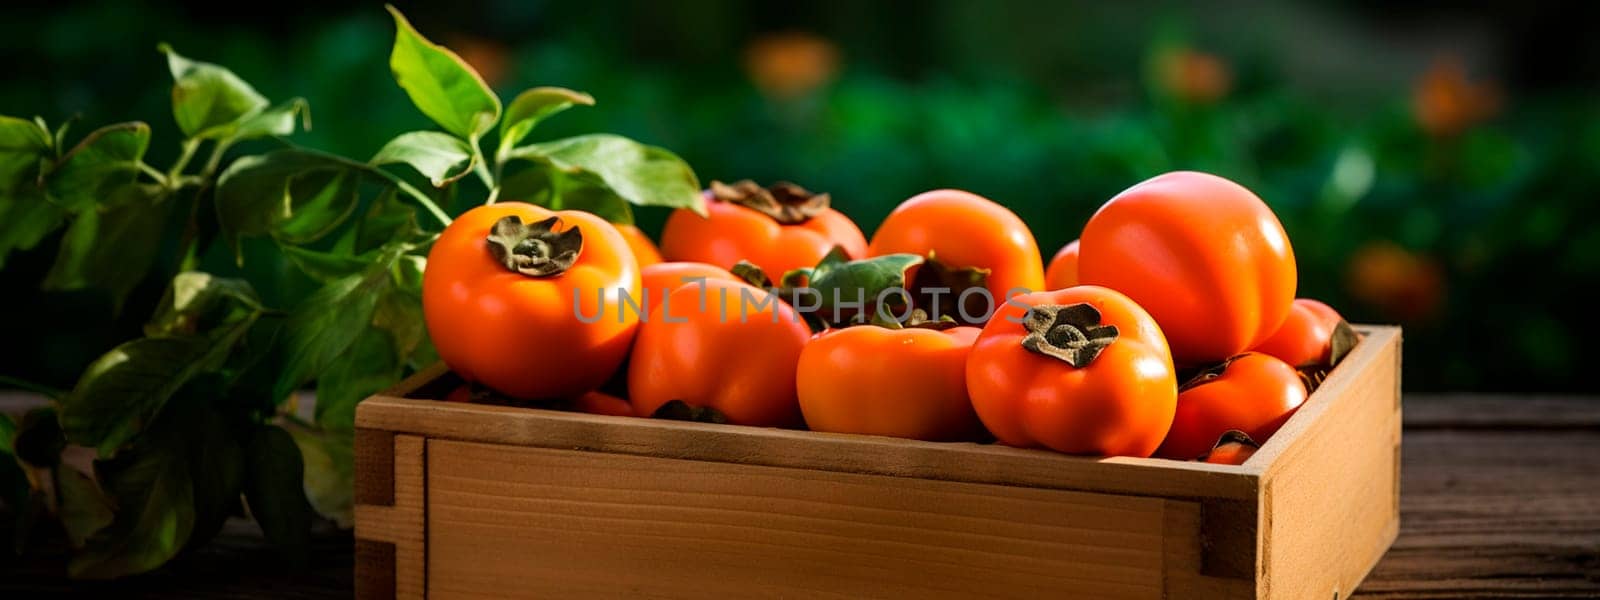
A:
[0,5,704,579]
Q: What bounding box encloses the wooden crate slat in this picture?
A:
[354,433,427,600]
[426,439,1206,599]
[357,397,1260,501]
[1259,328,1402,599]
[1162,501,1256,599]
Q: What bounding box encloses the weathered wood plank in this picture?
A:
[1352,428,1600,598]
[1402,395,1600,429]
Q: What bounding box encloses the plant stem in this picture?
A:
[472,152,495,189]
[172,139,233,272]
[391,177,453,226]
[167,138,200,181]
[200,139,234,178]
[137,162,169,186]
[290,145,453,226]
[176,230,200,272]
[471,141,498,204]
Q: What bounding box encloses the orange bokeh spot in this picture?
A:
[1156,47,1232,104]
[1346,241,1445,323]
[744,32,840,99]
[1413,56,1500,137]
[449,35,511,88]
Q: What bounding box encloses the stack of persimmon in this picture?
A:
[421,172,1360,464]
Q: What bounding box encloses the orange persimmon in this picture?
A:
[1253,298,1350,368]
[966,286,1177,457]
[868,189,1046,323]
[628,279,811,427]
[660,180,867,278]
[1044,239,1079,290]
[1155,352,1307,460]
[614,223,663,268]
[1079,171,1296,365]
[637,261,740,317]
[423,202,640,400]
[797,325,984,442]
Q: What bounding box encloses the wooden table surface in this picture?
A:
[3,394,1598,599]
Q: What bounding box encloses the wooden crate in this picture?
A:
[354,326,1401,600]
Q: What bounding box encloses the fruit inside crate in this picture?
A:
[353,326,1400,599]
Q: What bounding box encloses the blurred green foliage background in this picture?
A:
[3,1,1597,392]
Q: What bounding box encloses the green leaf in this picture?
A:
[393,253,426,294]
[51,117,74,155]
[41,184,171,310]
[182,392,245,551]
[145,271,264,337]
[273,169,359,245]
[280,245,369,283]
[376,253,431,369]
[498,87,594,155]
[214,321,288,419]
[56,466,115,548]
[371,131,475,187]
[506,134,705,215]
[497,162,556,205]
[45,122,151,212]
[550,173,636,225]
[0,116,56,263]
[160,44,270,139]
[243,425,313,556]
[373,290,426,365]
[551,177,635,224]
[386,6,501,141]
[0,114,51,189]
[287,427,352,527]
[806,251,925,328]
[61,335,209,456]
[315,327,400,431]
[227,98,311,142]
[60,317,256,457]
[282,202,426,284]
[354,187,420,254]
[70,410,196,579]
[13,407,64,467]
[214,149,346,261]
[0,187,68,269]
[272,246,402,404]
[409,335,440,370]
